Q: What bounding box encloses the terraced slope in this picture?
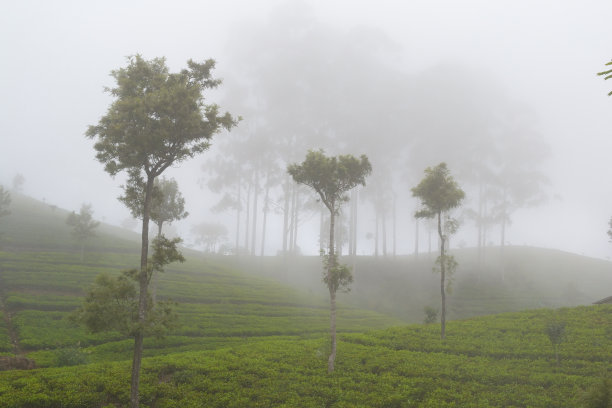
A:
[0,194,400,367]
[1,305,611,407]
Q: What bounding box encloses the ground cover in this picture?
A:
[1,305,610,407]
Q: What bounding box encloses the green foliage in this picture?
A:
[120,176,189,232]
[583,378,612,408]
[55,345,89,367]
[86,55,237,178]
[433,254,458,293]
[321,252,353,294]
[423,306,439,324]
[287,149,372,213]
[597,60,612,96]
[412,163,465,219]
[65,203,99,241]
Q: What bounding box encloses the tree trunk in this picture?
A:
[382,210,387,257]
[438,211,446,341]
[292,188,299,253]
[374,211,379,257]
[414,218,419,259]
[260,181,270,257]
[282,180,290,255]
[131,175,154,408]
[235,179,241,256]
[251,172,259,256]
[327,203,337,373]
[289,185,296,253]
[244,179,251,253]
[319,208,325,253]
[152,222,163,304]
[392,194,396,259]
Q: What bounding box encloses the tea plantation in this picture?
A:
[0,194,611,407]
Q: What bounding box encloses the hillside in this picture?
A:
[1,305,612,407]
[0,194,400,367]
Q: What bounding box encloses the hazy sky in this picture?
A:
[2,0,612,258]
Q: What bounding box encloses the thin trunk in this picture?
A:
[244,180,251,252]
[251,174,259,256]
[235,179,241,256]
[292,189,299,253]
[131,175,154,408]
[382,211,387,257]
[152,222,163,304]
[336,213,343,257]
[414,218,419,259]
[348,194,354,257]
[438,211,446,341]
[282,181,290,255]
[319,209,325,253]
[374,211,379,257]
[392,194,396,259]
[260,181,270,257]
[289,186,296,253]
[327,202,337,373]
[478,181,483,268]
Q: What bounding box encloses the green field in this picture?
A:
[1,193,612,407]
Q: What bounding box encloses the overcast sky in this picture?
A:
[1,0,612,258]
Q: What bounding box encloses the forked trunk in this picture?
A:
[130,175,154,408]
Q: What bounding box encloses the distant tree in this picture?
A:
[0,186,11,219]
[597,60,612,96]
[86,55,237,408]
[288,149,371,372]
[608,217,612,242]
[412,163,465,340]
[66,204,100,261]
[120,176,189,237]
[545,320,566,366]
[12,174,24,192]
[423,306,439,324]
[73,236,183,346]
[191,222,228,253]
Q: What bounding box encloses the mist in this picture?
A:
[2,0,612,259]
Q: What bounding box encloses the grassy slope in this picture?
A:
[0,194,400,365]
[1,194,612,406]
[1,305,612,407]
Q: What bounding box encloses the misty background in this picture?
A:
[2,0,612,259]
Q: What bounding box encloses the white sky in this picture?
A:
[1,0,612,258]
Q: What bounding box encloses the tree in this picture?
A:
[120,176,189,237]
[73,237,183,345]
[66,203,100,261]
[86,55,236,408]
[597,60,612,96]
[12,174,24,192]
[412,163,465,340]
[0,186,10,219]
[288,149,371,372]
[191,222,228,253]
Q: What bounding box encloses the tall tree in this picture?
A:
[412,163,464,340]
[66,203,100,261]
[288,149,371,372]
[86,55,236,408]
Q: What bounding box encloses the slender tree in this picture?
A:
[86,55,236,408]
[412,163,464,340]
[66,203,100,261]
[288,149,371,372]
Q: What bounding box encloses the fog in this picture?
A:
[2,0,612,259]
